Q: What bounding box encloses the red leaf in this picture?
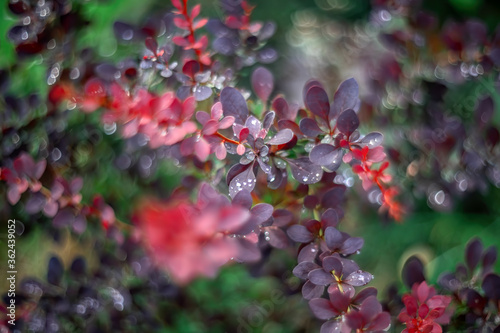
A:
[193,18,208,30]
[174,17,189,29]
[190,4,201,19]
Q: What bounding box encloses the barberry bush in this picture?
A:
[1,0,500,332]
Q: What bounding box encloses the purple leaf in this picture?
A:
[234,238,261,262]
[277,119,301,137]
[482,246,497,273]
[213,36,237,55]
[245,115,262,138]
[293,261,320,279]
[310,144,342,166]
[309,268,335,286]
[482,273,500,301]
[220,87,249,124]
[336,109,359,135]
[322,256,343,275]
[321,187,346,208]
[226,163,251,186]
[345,311,364,330]
[309,298,339,320]
[228,163,256,198]
[368,312,391,331]
[53,208,75,228]
[43,201,59,218]
[299,118,323,137]
[262,111,275,130]
[232,190,253,209]
[358,132,384,148]
[341,237,364,255]
[359,296,382,320]
[273,97,295,121]
[402,256,426,289]
[306,86,330,121]
[331,78,359,120]
[257,157,272,174]
[268,165,286,190]
[325,227,344,250]
[466,238,483,273]
[267,129,293,145]
[257,48,278,63]
[194,85,213,101]
[7,186,21,205]
[287,157,323,184]
[273,209,294,227]
[252,67,274,102]
[298,243,319,263]
[287,225,314,243]
[73,214,87,234]
[25,194,45,214]
[345,271,373,286]
[353,287,378,304]
[320,320,342,333]
[321,209,339,228]
[302,79,324,102]
[251,203,274,225]
[47,256,63,286]
[302,280,324,300]
[266,227,289,249]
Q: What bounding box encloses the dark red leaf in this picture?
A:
[331,78,359,120]
[299,118,323,137]
[336,109,359,135]
[309,299,339,320]
[402,256,426,289]
[305,86,330,121]
[182,60,200,78]
[145,37,158,53]
[466,238,483,273]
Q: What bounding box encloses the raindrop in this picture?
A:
[51,148,62,161]
[103,122,117,135]
[122,29,134,41]
[434,190,445,205]
[70,68,80,80]
[305,142,315,152]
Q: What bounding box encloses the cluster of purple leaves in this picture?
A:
[289,205,391,332]
[9,238,179,332]
[6,0,88,57]
[438,238,500,331]
[206,0,277,68]
[365,0,500,212]
[0,153,116,235]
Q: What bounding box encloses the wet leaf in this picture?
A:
[287,157,323,184]
[309,144,342,166]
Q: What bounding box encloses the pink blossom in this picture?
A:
[136,183,254,284]
[398,281,453,333]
